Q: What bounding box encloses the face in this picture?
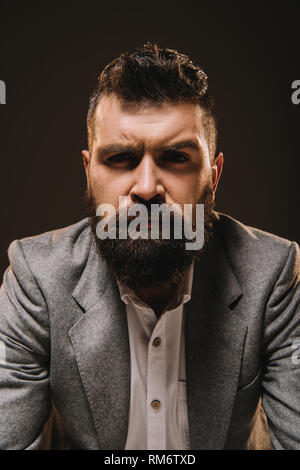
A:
[82,94,223,290]
[83,94,223,212]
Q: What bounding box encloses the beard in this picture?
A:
[85,184,216,291]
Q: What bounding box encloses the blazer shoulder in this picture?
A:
[7,218,92,281]
[216,212,293,245]
[215,212,298,281]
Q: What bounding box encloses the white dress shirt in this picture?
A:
[116,261,194,450]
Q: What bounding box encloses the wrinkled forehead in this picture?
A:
[93,94,208,149]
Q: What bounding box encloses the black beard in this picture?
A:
[84,186,216,291]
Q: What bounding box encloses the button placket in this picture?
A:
[147,315,166,450]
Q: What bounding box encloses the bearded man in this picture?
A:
[0,43,299,450]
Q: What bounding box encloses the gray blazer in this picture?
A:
[0,213,299,450]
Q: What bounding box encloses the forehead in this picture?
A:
[93,94,207,149]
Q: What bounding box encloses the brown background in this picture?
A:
[0,1,299,278]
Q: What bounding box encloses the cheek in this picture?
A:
[167,172,210,205]
[89,167,131,206]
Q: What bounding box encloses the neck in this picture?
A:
[135,281,179,318]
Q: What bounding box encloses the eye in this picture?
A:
[162,151,189,163]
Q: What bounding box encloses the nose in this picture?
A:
[130,155,165,203]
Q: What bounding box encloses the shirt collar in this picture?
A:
[116,260,195,311]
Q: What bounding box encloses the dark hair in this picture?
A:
[87,43,217,158]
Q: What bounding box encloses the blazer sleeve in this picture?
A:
[0,240,52,449]
[261,241,300,449]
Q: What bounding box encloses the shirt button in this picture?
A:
[151,400,161,410]
[152,337,161,347]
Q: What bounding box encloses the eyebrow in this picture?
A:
[95,139,201,158]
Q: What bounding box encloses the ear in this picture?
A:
[82,150,90,188]
[211,152,224,193]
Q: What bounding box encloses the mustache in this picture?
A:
[97,208,194,226]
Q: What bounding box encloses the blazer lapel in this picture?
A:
[185,234,246,450]
[69,240,130,449]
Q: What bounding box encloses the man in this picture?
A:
[0,43,299,450]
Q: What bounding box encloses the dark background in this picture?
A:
[0,1,299,278]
